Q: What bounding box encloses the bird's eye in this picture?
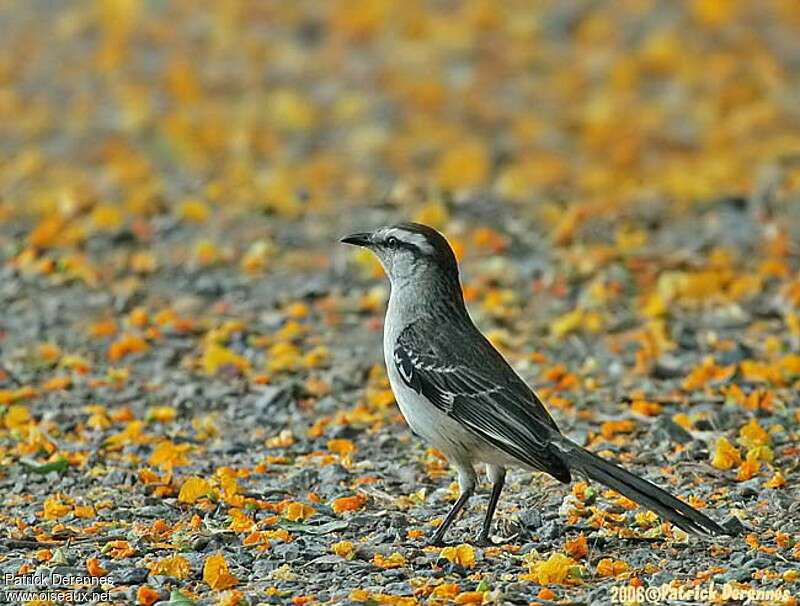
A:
[386,236,399,248]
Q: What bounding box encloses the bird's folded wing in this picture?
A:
[393,320,570,480]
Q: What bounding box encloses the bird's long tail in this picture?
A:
[556,438,730,537]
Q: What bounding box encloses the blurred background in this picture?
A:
[3,0,800,234]
[4,0,800,354]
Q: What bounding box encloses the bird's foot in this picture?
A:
[474,535,494,547]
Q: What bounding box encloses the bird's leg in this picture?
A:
[429,488,472,546]
[429,464,476,547]
[477,465,506,546]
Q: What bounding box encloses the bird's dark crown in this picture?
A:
[392,222,451,250]
[385,222,459,272]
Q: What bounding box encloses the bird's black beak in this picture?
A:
[340,232,373,247]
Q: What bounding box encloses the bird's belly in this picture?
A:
[382,315,525,468]
[386,367,522,469]
[386,366,474,457]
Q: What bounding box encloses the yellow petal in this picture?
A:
[178,477,212,504]
[203,553,239,590]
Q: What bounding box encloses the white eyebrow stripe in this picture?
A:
[390,229,434,254]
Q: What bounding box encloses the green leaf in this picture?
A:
[20,456,69,475]
[279,520,348,535]
[50,547,70,566]
[167,589,194,605]
[475,579,491,592]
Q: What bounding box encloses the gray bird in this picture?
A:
[341,222,730,546]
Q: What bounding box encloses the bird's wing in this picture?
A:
[393,317,570,481]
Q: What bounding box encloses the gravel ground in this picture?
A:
[2,202,799,605]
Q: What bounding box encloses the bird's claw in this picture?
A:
[474,535,494,547]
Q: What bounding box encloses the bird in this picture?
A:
[341,222,732,546]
